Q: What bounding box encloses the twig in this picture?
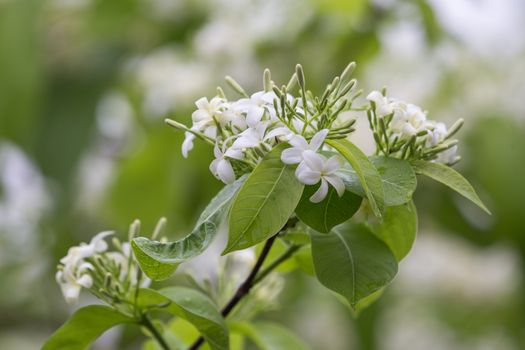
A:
[188,227,291,350]
[141,313,170,350]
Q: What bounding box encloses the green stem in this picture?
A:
[141,313,170,350]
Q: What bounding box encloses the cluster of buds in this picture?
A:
[366,90,463,165]
[55,219,161,305]
[168,63,361,202]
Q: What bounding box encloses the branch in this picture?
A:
[188,222,298,350]
[141,313,171,350]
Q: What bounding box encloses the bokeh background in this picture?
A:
[1,0,524,349]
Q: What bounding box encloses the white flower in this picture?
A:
[425,121,447,147]
[281,129,329,164]
[56,261,94,304]
[235,91,280,125]
[181,132,195,158]
[435,145,458,165]
[191,96,225,137]
[367,91,399,117]
[60,231,113,266]
[56,231,112,303]
[390,103,427,138]
[295,150,345,203]
[231,122,291,150]
[210,143,243,184]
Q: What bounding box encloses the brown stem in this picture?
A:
[188,232,280,350]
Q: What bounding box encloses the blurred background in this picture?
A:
[1,0,524,349]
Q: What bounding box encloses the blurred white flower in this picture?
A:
[425,121,448,147]
[390,103,428,138]
[181,132,196,158]
[0,143,51,261]
[435,145,458,164]
[192,96,226,136]
[55,261,94,304]
[295,151,345,203]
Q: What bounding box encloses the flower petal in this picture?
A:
[182,132,195,158]
[288,134,308,149]
[217,159,236,184]
[281,148,304,164]
[265,127,291,140]
[324,174,345,197]
[296,164,321,185]
[246,106,264,127]
[224,147,244,160]
[309,129,329,151]
[302,150,325,172]
[62,284,81,304]
[310,179,329,203]
[324,156,342,174]
[195,97,209,110]
[76,274,93,288]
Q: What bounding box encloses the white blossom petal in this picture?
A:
[194,97,209,110]
[323,156,341,174]
[265,127,291,140]
[288,134,308,149]
[310,179,329,203]
[76,274,93,288]
[182,132,195,158]
[309,129,329,151]
[217,159,236,184]
[281,148,304,164]
[324,174,345,197]
[61,283,82,304]
[302,150,325,172]
[297,170,321,185]
[89,231,113,253]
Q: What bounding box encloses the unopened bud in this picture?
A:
[340,62,356,82]
[216,86,226,99]
[445,118,464,140]
[129,219,141,241]
[263,69,272,92]
[295,64,305,90]
[225,76,248,97]
[152,217,167,240]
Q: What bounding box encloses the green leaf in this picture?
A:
[370,201,418,261]
[311,223,397,307]
[224,144,304,253]
[42,305,132,350]
[411,160,491,214]
[231,321,310,350]
[326,139,384,217]
[132,176,246,280]
[295,185,362,233]
[338,156,416,207]
[370,156,417,206]
[294,246,315,275]
[333,287,385,317]
[137,288,229,350]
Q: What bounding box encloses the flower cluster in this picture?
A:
[171,65,465,203]
[367,90,463,165]
[56,221,152,304]
[169,64,359,202]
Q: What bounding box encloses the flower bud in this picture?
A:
[263,69,272,92]
[225,76,248,97]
